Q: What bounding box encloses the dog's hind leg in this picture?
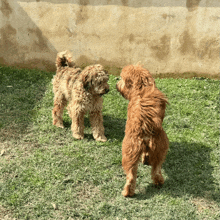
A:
[122,140,142,197]
[52,93,67,128]
[150,148,166,187]
[122,162,138,197]
[150,130,168,187]
[151,161,164,187]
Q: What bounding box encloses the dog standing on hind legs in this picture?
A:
[52,51,109,142]
[116,64,169,197]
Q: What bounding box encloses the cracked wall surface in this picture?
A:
[0,0,219,75]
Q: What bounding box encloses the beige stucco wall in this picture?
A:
[0,0,219,75]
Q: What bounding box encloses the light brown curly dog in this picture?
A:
[116,64,169,197]
[52,51,109,142]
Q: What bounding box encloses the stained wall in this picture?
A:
[0,0,219,75]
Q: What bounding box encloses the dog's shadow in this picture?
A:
[134,141,219,202]
[103,115,126,142]
[63,118,219,203]
[63,114,126,142]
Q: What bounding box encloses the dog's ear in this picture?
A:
[142,76,155,87]
[82,74,93,91]
[134,65,155,88]
[84,81,90,91]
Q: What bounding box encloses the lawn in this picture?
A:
[0,65,219,220]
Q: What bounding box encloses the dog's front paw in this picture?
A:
[57,124,64,129]
[95,136,107,142]
[53,121,64,129]
[72,133,84,140]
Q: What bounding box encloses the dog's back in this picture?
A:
[126,85,168,137]
[140,86,168,135]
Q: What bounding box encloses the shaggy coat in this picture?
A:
[52,51,109,142]
[116,64,169,197]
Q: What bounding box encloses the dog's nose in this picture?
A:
[105,88,109,93]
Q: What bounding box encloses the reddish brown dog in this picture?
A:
[116,64,169,197]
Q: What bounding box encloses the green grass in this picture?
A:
[0,65,219,220]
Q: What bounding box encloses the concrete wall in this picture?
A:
[0,0,219,76]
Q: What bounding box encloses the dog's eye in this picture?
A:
[115,77,121,81]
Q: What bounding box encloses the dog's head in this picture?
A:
[81,64,109,96]
[116,64,155,100]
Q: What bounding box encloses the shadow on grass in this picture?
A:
[0,66,54,141]
[63,115,126,142]
[135,141,219,203]
[104,115,126,141]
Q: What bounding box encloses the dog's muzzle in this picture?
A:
[100,88,109,96]
[116,83,119,91]
[116,83,125,98]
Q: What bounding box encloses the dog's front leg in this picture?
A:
[89,111,107,142]
[68,103,85,140]
[142,138,150,165]
[71,111,85,140]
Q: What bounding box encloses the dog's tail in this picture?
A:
[56,50,75,69]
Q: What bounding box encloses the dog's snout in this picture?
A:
[116,83,120,92]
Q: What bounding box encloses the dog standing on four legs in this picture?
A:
[52,51,109,142]
[116,64,169,197]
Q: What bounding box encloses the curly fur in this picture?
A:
[52,51,109,142]
[116,64,169,197]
